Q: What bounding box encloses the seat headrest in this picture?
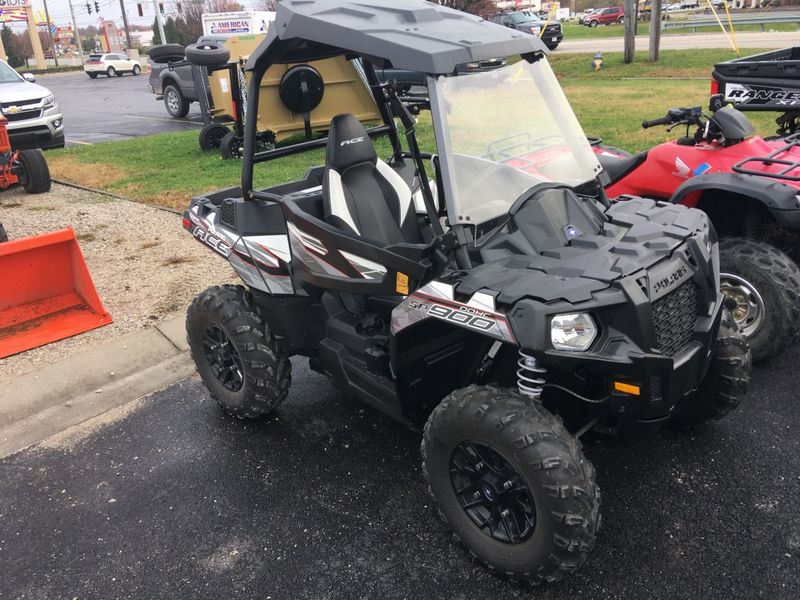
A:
[326,113,377,173]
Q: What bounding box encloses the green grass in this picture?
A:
[549,47,755,78]
[47,48,783,207]
[560,20,795,39]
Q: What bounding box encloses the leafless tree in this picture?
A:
[436,0,497,18]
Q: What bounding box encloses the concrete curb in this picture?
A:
[51,179,182,215]
[0,314,194,459]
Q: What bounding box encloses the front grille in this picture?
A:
[652,282,698,356]
[544,24,561,35]
[4,110,41,122]
[2,99,40,110]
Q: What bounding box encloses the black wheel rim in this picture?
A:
[202,324,244,392]
[208,128,227,147]
[449,441,536,545]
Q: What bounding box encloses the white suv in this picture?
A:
[84,53,142,78]
[0,61,63,149]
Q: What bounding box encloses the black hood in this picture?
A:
[456,193,711,305]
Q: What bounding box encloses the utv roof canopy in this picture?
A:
[245,0,547,75]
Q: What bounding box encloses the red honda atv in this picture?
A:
[592,101,800,362]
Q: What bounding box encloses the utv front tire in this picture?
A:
[187,285,291,419]
[670,308,751,426]
[422,385,600,585]
[718,237,800,362]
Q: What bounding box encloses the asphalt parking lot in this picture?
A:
[37,70,202,146]
[1,344,798,599]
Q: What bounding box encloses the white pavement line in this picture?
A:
[122,114,203,126]
[67,139,93,145]
[0,353,196,459]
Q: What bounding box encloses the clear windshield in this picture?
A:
[432,60,601,226]
[0,62,22,84]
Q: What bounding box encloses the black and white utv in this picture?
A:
[183,0,750,585]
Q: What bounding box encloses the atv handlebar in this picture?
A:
[642,107,704,130]
[642,116,672,129]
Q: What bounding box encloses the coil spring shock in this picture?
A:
[517,349,546,400]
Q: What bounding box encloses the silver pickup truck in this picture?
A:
[148,36,227,118]
[0,61,64,149]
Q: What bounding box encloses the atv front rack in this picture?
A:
[733,133,800,182]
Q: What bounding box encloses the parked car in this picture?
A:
[373,58,507,93]
[582,5,625,26]
[491,11,563,50]
[0,61,64,149]
[84,53,142,78]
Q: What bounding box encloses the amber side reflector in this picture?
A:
[614,381,641,396]
[396,272,409,295]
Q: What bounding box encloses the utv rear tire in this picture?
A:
[422,385,600,585]
[670,308,750,426]
[187,285,291,419]
[17,149,51,194]
[198,122,230,151]
[718,237,800,362]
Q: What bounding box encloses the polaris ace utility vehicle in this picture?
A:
[184,0,750,585]
[593,99,800,361]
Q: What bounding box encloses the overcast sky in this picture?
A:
[4,0,262,31]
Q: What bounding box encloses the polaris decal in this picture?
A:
[724,83,800,107]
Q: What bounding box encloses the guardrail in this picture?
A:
[661,13,800,31]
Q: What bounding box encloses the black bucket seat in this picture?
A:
[322,114,422,245]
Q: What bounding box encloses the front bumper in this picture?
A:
[7,104,64,150]
[542,32,563,47]
[537,296,723,434]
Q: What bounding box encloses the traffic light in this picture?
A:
[86,2,92,13]
[94,1,99,11]
[176,1,181,12]
[137,3,143,16]
[158,3,164,13]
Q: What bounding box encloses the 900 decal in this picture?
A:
[408,299,496,332]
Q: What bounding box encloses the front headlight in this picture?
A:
[531,26,541,34]
[41,94,56,108]
[551,313,597,351]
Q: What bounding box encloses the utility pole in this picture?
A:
[152,0,166,43]
[119,0,133,49]
[42,0,59,66]
[623,0,636,64]
[648,0,662,62]
[67,0,85,64]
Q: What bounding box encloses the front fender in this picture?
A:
[670,173,800,229]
